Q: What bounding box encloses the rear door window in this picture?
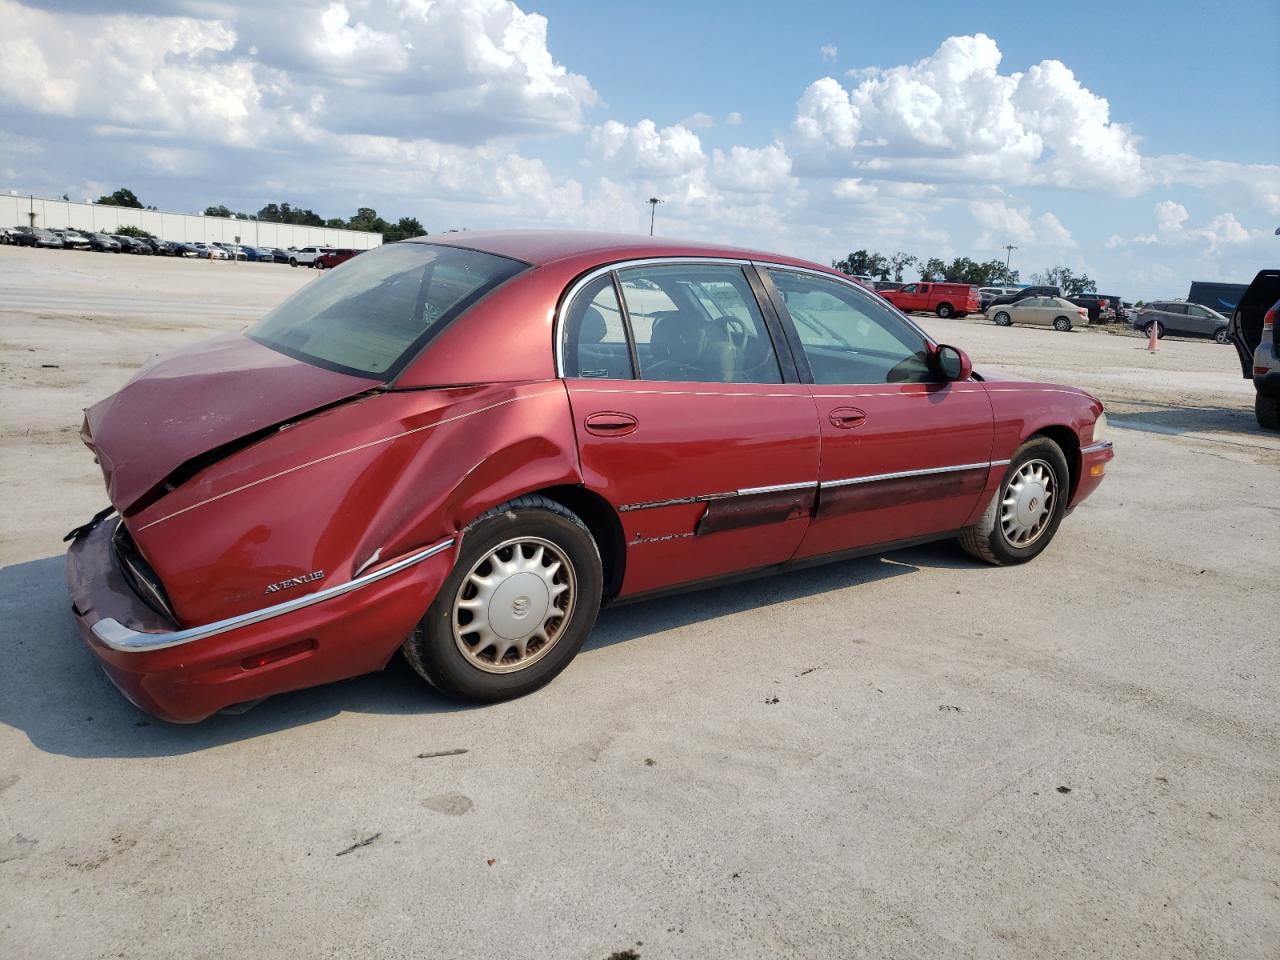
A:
[617,264,783,384]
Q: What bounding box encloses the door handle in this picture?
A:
[828,406,866,429]
[584,411,639,437]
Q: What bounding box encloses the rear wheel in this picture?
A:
[1214,327,1230,344]
[402,495,603,702]
[994,311,1012,326]
[959,437,1070,566]
[1053,316,1072,332]
[1143,321,1164,339]
[936,303,954,319]
[1257,392,1280,431]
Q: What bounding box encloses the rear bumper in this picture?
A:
[65,517,456,722]
[1070,440,1114,507]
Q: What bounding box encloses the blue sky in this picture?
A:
[1,0,1277,299]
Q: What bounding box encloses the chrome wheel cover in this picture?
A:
[1000,459,1057,547]
[451,537,576,674]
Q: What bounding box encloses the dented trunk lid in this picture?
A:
[83,333,380,511]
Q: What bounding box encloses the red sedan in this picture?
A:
[314,247,358,269]
[65,231,1113,722]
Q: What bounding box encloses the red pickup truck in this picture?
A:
[881,281,981,318]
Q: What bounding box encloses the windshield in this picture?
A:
[249,243,527,380]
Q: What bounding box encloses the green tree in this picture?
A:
[204,205,233,218]
[1031,266,1096,296]
[889,252,917,282]
[918,257,948,281]
[832,249,889,278]
[97,187,143,208]
[115,225,154,239]
[385,216,426,242]
[256,202,324,227]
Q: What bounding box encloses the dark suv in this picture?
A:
[1228,270,1280,429]
[986,285,1062,309]
[1068,294,1115,324]
[1131,301,1230,342]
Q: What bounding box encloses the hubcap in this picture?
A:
[451,537,575,674]
[1000,459,1056,547]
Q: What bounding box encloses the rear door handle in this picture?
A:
[584,411,639,437]
[828,406,866,429]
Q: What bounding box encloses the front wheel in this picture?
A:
[1214,327,1230,344]
[994,311,1012,326]
[1053,316,1072,332]
[289,257,298,267]
[959,437,1070,565]
[936,303,954,319]
[402,495,603,702]
[1143,321,1164,339]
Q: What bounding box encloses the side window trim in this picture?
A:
[744,264,803,383]
[610,270,641,380]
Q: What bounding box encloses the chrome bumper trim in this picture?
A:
[90,537,457,653]
[1081,440,1114,455]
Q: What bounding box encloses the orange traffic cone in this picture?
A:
[1147,321,1159,353]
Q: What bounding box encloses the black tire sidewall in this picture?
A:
[995,311,1011,326]
[937,304,953,318]
[984,439,1071,564]
[412,508,603,701]
[1054,317,1071,331]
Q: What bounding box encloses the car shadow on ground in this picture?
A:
[1107,398,1259,439]
[0,543,979,759]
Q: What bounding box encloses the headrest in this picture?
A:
[580,306,607,344]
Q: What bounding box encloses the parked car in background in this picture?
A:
[1131,301,1230,342]
[52,229,90,251]
[32,228,64,248]
[988,296,1090,332]
[880,281,981,318]
[977,286,1020,310]
[63,230,1112,721]
[87,232,121,253]
[8,226,38,246]
[288,245,334,267]
[1227,269,1280,429]
[0,227,16,244]
[986,285,1062,310]
[1096,294,1127,323]
[260,246,290,263]
[190,242,229,260]
[110,235,144,254]
[1068,294,1114,324]
[872,280,904,294]
[172,242,199,257]
[315,248,359,269]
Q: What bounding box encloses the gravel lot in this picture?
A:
[1,246,1276,959]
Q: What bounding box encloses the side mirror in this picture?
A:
[933,344,972,382]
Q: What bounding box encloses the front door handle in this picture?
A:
[584,411,639,437]
[828,406,866,429]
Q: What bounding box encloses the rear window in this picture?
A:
[249,243,526,380]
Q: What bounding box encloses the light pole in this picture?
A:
[1002,244,1018,282]
[647,197,664,236]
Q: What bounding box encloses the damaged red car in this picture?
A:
[65,231,1114,722]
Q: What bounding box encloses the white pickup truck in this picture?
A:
[288,245,335,268]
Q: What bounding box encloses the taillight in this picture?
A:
[1264,308,1276,331]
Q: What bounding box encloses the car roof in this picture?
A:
[405,229,827,271]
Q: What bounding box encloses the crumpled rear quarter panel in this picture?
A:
[126,381,580,627]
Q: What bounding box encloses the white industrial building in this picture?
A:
[2,193,382,249]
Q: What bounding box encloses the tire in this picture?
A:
[315,260,325,270]
[289,257,298,267]
[936,303,954,319]
[1143,321,1164,339]
[959,437,1070,566]
[1214,327,1230,344]
[401,495,603,702]
[1053,316,1072,332]
[1257,392,1280,431]
[994,311,1012,327]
